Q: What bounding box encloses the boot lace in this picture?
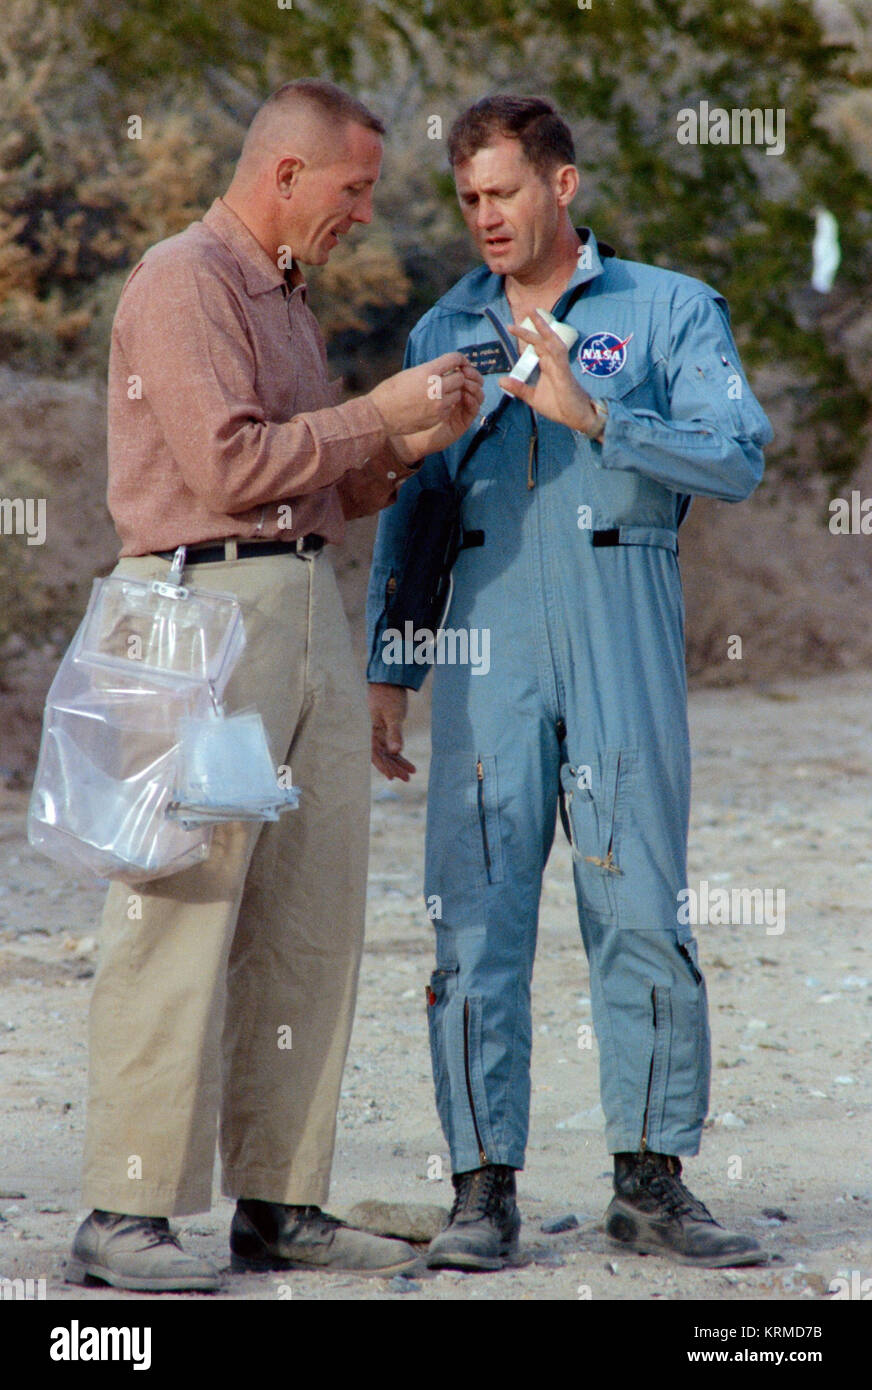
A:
[127,1217,183,1250]
[449,1167,502,1222]
[288,1205,345,1235]
[645,1165,716,1225]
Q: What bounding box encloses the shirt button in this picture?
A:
[387,470,397,480]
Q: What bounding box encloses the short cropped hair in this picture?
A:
[447,96,575,177]
[247,78,386,147]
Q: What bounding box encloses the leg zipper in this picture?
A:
[640,986,656,1153]
[463,997,488,1165]
[476,757,493,884]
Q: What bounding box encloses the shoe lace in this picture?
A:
[449,1167,501,1222]
[128,1217,183,1250]
[288,1205,345,1236]
[646,1168,716,1225]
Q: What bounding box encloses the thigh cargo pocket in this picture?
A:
[560,749,636,923]
[425,752,505,896]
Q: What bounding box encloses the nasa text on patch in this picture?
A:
[577,331,634,377]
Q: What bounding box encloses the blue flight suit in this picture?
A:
[366,230,772,1173]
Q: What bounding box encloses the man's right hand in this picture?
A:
[368,352,483,438]
[368,683,416,781]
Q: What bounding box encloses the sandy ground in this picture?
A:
[0,669,870,1302]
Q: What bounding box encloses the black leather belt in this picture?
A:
[155,535,325,564]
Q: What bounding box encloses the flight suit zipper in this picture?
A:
[464,997,488,1164]
[526,430,537,490]
[476,757,493,883]
[640,986,656,1152]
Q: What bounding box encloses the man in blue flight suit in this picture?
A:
[366,96,773,1271]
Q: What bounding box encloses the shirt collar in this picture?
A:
[202,197,307,298]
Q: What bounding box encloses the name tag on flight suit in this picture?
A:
[460,340,512,374]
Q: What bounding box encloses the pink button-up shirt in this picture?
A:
[107,198,415,556]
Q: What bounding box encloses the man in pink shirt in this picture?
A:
[67,78,483,1292]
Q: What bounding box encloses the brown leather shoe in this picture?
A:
[230,1200,421,1276]
[66,1209,221,1291]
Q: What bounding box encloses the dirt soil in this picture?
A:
[0,669,870,1302]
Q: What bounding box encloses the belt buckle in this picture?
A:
[294,534,320,558]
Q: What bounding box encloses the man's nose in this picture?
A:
[476,200,502,232]
[352,191,375,225]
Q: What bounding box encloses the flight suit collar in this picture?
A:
[440,226,609,315]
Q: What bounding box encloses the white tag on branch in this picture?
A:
[811,208,840,294]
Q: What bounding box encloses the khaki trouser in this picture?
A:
[81,547,370,1216]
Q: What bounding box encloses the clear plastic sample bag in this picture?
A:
[167,709,300,829]
[27,552,248,883]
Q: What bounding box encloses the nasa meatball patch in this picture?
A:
[577,331,633,377]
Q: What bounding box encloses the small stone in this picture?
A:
[714,1111,746,1129]
[761,1207,791,1223]
[0,1190,26,1200]
[388,1276,420,1293]
[345,1200,448,1243]
[535,1251,565,1268]
[834,1076,855,1086]
[541,1214,579,1234]
[606,1260,619,1275]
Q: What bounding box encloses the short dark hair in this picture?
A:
[447,96,575,176]
[255,78,386,138]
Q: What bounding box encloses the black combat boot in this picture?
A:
[426,1164,521,1271]
[605,1151,766,1267]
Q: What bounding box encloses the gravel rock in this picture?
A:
[344,1200,448,1243]
[541,1213,579,1234]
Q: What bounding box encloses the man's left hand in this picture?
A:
[389,359,484,465]
[499,310,598,433]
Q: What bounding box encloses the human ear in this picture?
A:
[554,163,580,207]
[275,155,305,198]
